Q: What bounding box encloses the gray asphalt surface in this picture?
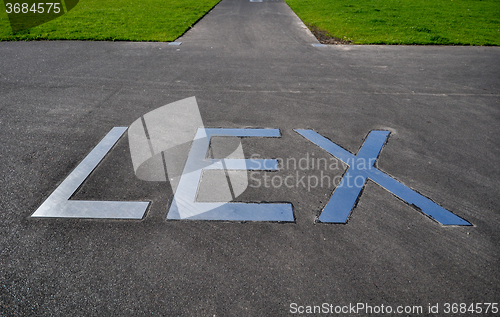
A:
[1,0,499,315]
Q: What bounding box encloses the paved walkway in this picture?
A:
[180,0,318,50]
[0,0,499,315]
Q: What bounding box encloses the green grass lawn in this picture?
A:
[285,0,500,45]
[0,0,220,41]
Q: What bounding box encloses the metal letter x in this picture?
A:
[295,130,471,226]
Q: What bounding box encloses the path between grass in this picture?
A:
[1,0,499,45]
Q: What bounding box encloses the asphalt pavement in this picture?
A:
[1,0,499,315]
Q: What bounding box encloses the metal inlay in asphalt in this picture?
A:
[31,127,149,219]
[167,128,294,221]
[295,129,471,226]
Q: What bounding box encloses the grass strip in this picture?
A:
[285,0,500,45]
[1,0,220,41]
